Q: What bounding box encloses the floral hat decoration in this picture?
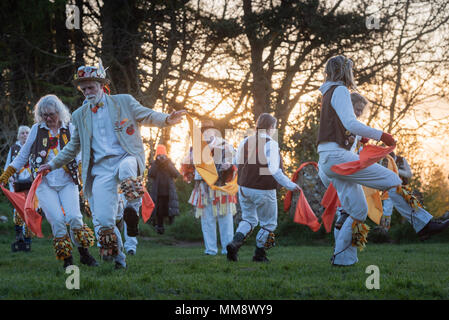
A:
[73,58,111,87]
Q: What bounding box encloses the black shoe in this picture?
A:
[252,247,269,262]
[156,225,165,235]
[11,240,31,252]
[226,232,245,262]
[127,250,135,255]
[417,219,449,241]
[63,256,74,269]
[78,247,99,267]
[124,206,139,237]
[114,261,127,270]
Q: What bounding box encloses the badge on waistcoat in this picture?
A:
[114,118,129,132]
[43,138,48,147]
[126,124,135,135]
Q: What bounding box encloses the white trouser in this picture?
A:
[382,198,394,217]
[115,194,138,253]
[200,202,234,255]
[318,149,432,265]
[89,155,141,228]
[35,179,84,246]
[236,186,277,249]
[89,155,141,266]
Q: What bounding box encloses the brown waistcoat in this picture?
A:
[237,134,283,190]
[316,85,354,150]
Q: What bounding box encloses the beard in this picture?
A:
[86,91,102,105]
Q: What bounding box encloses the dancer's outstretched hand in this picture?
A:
[166,110,187,125]
[380,132,396,146]
[292,184,302,192]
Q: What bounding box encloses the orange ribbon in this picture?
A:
[141,190,155,223]
[331,144,396,176]
[24,172,44,238]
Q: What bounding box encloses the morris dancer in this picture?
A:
[332,93,370,235]
[316,55,449,266]
[227,113,301,262]
[0,95,97,268]
[4,125,33,251]
[38,60,185,269]
[187,120,237,256]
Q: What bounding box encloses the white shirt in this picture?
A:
[317,81,383,153]
[11,122,80,188]
[90,95,127,164]
[235,133,298,191]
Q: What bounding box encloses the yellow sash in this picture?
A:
[187,114,238,195]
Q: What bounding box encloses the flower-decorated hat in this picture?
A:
[73,59,110,86]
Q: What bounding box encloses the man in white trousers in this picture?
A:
[39,60,185,269]
[188,120,236,256]
[227,113,301,262]
[316,55,449,266]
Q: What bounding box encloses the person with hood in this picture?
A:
[147,144,180,235]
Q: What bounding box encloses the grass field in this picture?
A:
[2,193,449,301]
[2,222,449,300]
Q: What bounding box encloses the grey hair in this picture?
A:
[17,125,31,139]
[324,55,357,90]
[33,94,71,125]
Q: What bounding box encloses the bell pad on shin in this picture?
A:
[53,234,73,260]
[73,224,96,248]
[119,176,144,201]
[264,232,276,250]
[98,228,119,257]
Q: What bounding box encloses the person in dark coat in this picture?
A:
[147,144,180,234]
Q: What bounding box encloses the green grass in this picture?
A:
[2,224,449,299]
[2,193,449,300]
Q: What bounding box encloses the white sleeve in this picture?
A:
[331,86,383,140]
[10,124,38,171]
[265,140,297,191]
